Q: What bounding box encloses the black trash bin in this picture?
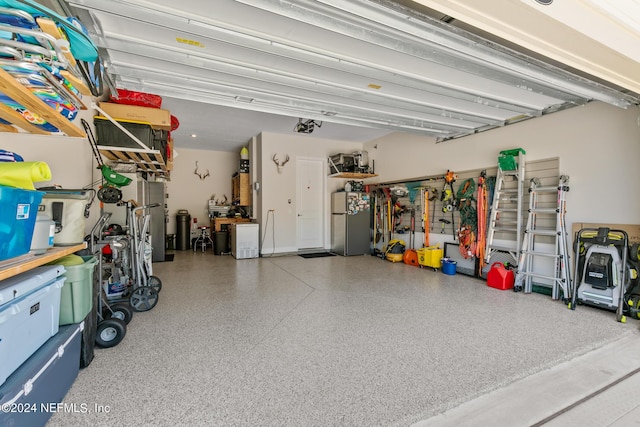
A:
[176,210,191,250]
[214,231,228,255]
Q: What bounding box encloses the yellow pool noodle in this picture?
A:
[0,161,52,190]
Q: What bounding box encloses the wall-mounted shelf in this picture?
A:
[0,243,87,282]
[329,172,378,179]
[98,145,169,175]
[327,156,376,179]
[93,103,171,177]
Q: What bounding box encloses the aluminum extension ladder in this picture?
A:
[485,149,526,265]
[514,176,572,300]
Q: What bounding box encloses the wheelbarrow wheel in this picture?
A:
[98,186,122,203]
[129,287,159,312]
[105,302,134,325]
[96,318,126,348]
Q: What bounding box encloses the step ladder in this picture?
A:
[485,149,526,265]
[514,175,572,300]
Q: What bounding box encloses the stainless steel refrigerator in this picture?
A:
[138,180,166,262]
[331,192,370,256]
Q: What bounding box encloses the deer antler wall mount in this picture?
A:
[273,154,290,173]
[194,161,210,180]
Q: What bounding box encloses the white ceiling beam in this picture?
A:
[118,76,455,137]
[232,0,636,107]
[83,5,564,112]
[101,35,533,123]
[112,64,487,133]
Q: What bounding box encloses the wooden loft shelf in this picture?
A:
[329,172,378,179]
[93,104,172,177]
[0,68,86,137]
[0,243,87,282]
[98,145,169,175]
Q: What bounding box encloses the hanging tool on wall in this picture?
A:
[441,170,457,239]
[476,171,489,271]
[382,187,392,248]
[375,189,383,245]
[422,187,429,247]
[456,177,477,259]
[429,187,439,232]
[439,218,451,234]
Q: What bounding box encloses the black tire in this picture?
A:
[129,287,159,312]
[628,295,640,319]
[96,318,126,348]
[106,302,134,325]
[630,243,640,262]
[97,186,122,203]
[148,275,162,293]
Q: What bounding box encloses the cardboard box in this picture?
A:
[98,102,172,130]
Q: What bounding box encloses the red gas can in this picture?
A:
[487,262,514,290]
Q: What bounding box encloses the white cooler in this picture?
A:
[40,190,91,246]
[0,266,65,386]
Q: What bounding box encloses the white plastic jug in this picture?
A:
[30,214,55,254]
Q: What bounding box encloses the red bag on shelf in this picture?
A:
[109,89,162,109]
[170,115,180,131]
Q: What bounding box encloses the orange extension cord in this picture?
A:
[475,175,488,270]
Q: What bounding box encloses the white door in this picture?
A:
[297,157,325,249]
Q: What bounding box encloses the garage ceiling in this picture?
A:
[65,0,640,152]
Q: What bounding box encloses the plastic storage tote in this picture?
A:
[0,186,44,261]
[58,256,97,325]
[0,323,82,427]
[0,266,66,386]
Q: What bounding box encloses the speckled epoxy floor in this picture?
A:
[47,251,640,427]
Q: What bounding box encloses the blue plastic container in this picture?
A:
[442,258,457,275]
[0,186,44,261]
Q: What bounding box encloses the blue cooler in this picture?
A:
[0,323,82,427]
[0,266,65,386]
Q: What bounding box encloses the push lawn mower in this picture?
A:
[570,227,639,322]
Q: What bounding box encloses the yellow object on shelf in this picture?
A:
[0,161,51,190]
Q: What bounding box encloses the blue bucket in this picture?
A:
[442,258,457,275]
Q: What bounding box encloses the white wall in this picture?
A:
[165,147,239,235]
[0,111,243,242]
[256,132,364,254]
[1,106,104,233]
[365,101,640,239]
[5,100,639,256]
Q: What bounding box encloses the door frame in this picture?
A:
[296,156,326,250]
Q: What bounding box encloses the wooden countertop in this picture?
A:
[0,243,87,281]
